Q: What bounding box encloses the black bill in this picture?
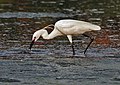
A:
[29,40,35,50]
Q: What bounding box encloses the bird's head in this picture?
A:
[29,30,42,50]
[29,24,54,50]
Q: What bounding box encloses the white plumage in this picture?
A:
[29,19,101,55]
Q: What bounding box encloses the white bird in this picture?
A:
[29,19,101,55]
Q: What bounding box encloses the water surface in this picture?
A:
[0,0,120,85]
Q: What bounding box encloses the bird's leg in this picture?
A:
[67,35,75,55]
[71,42,75,55]
[82,34,94,54]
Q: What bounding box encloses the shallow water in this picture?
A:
[0,0,120,85]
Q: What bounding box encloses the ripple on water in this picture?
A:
[0,78,20,82]
[0,12,73,18]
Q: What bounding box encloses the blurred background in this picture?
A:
[0,0,120,52]
[0,0,120,85]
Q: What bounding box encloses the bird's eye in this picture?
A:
[34,37,36,40]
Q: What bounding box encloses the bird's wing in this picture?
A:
[56,22,75,28]
[55,22,76,35]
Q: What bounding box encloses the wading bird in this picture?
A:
[29,19,101,55]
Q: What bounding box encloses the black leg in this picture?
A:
[82,34,94,54]
[71,42,75,55]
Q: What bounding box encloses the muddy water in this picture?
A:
[0,0,120,85]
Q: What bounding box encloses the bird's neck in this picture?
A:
[41,29,55,40]
[40,29,48,39]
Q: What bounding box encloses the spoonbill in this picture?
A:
[29,19,101,55]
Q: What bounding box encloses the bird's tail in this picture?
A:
[93,26,101,31]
